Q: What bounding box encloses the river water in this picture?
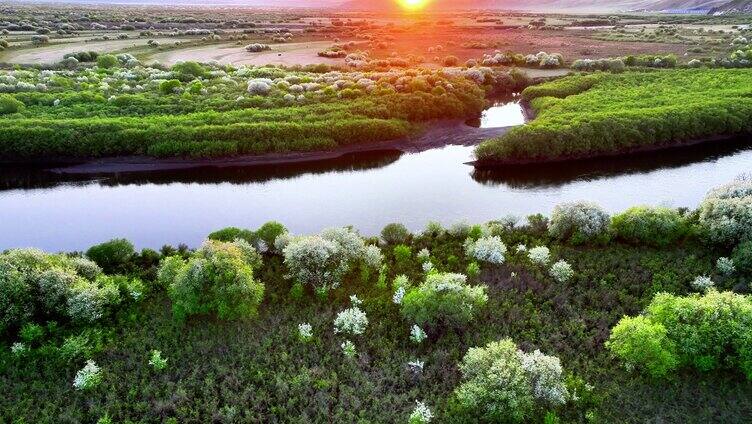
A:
[1,103,751,251]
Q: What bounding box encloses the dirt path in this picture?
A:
[1,37,177,64]
[147,40,344,67]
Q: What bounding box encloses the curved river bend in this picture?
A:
[0,103,750,251]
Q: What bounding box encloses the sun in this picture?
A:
[397,0,430,11]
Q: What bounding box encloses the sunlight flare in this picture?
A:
[397,0,430,10]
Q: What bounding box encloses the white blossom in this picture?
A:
[334,307,368,335]
[298,322,313,342]
[409,401,434,423]
[464,236,507,264]
[393,286,406,304]
[73,360,102,390]
[528,246,551,266]
[410,325,427,344]
[549,260,574,283]
[717,257,736,275]
[690,275,714,292]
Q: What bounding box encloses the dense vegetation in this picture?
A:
[3,176,752,423]
[0,62,497,160]
[475,68,752,163]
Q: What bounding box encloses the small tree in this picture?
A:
[401,273,487,330]
[161,240,264,321]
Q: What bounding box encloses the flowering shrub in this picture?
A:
[611,206,689,247]
[454,338,569,422]
[464,236,507,265]
[717,257,736,275]
[401,273,488,329]
[283,228,368,292]
[698,174,752,245]
[549,260,574,283]
[417,248,431,263]
[549,202,610,244]
[518,349,569,405]
[408,401,433,423]
[73,360,102,390]
[334,307,368,336]
[393,286,406,305]
[298,323,313,342]
[608,290,752,378]
[0,249,131,335]
[690,275,715,291]
[341,340,357,358]
[410,325,427,344]
[527,246,551,266]
[161,240,265,321]
[149,350,168,371]
[363,245,384,269]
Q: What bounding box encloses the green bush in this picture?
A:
[255,221,287,251]
[208,227,256,244]
[86,238,135,273]
[606,316,678,378]
[162,240,265,321]
[96,54,119,69]
[0,94,24,115]
[732,241,752,276]
[381,223,411,245]
[608,290,752,378]
[454,338,569,422]
[611,206,689,247]
[159,79,182,95]
[401,273,488,329]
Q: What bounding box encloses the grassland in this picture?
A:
[475,68,752,164]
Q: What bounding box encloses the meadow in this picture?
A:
[475,68,752,163]
[2,175,752,423]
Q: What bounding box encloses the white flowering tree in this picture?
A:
[698,174,752,245]
[549,201,610,244]
[464,236,507,265]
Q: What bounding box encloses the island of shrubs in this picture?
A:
[475,68,752,164]
[2,175,752,422]
[0,59,536,161]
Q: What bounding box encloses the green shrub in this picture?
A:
[208,227,256,244]
[732,241,752,276]
[454,338,569,422]
[606,316,678,378]
[698,175,752,245]
[96,54,119,69]
[86,239,135,273]
[162,240,265,321]
[159,79,182,95]
[393,244,413,267]
[381,223,411,245]
[608,290,752,378]
[255,221,287,251]
[0,94,24,115]
[172,61,208,80]
[611,206,689,247]
[401,273,488,329]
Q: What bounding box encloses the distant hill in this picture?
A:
[710,0,752,13]
[339,0,730,12]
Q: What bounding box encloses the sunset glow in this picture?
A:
[397,0,429,10]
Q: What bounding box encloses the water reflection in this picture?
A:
[473,136,752,188]
[466,97,525,129]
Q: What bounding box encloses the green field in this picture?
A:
[475,69,752,163]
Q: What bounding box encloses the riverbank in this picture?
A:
[50,119,514,174]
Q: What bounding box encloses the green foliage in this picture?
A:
[477,69,752,162]
[606,316,678,378]
[609,291,752,378]
[401,273,488,330]
[732,241,752,276]
[611,206,689,247]
[208,227,256,244]
[381,223,411,245]
[159,79,182,95]
[86,238,135,273]
[453,339,533,423]
[255,221,287,250]
[96,54,119,69]
[171,61,208,80]
[162,240,265,321]
[0,94,24,115]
